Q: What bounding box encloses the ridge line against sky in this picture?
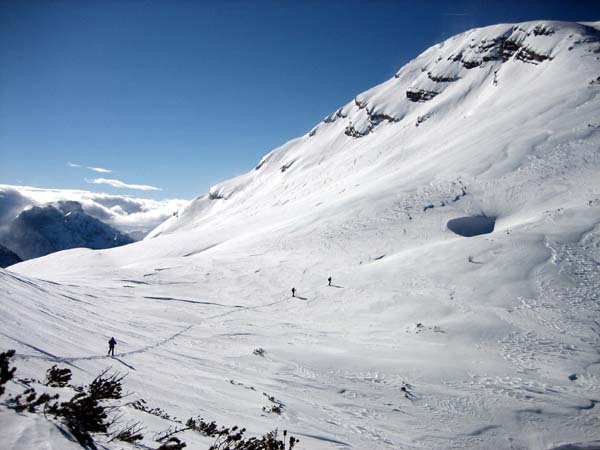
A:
[1,0,599,200]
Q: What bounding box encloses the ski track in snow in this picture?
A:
[8,293,295,363]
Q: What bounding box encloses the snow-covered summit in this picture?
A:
[147,20,599,243]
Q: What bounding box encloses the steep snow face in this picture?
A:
[147,21,599,243]
[3,21,600,450]
[1,201,133,260]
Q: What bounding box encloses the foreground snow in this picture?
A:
[1,20,600,450]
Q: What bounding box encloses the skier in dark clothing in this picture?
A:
[328,276,332,286]
[291,287,296,297]
[108,337,116,357]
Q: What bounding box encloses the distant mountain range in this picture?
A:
[0,201,133,266]
[0,184,189,241]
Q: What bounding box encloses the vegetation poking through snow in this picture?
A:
[156,417,298,450]
[3,349,59,414]
[109,421,145,444]
[262,392,285,415]
[0,349,16,397]
[157,437,187,449]
[1,350,298,450]
[132,398,178,421]
[45,365,72,387]
[87,368,125,400]
[8,387,58,413]
[46,369,126,448]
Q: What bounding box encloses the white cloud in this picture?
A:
[87,178,162,191]
[87,167,113,173]
[67,162,114,173]
[0,184,189,240]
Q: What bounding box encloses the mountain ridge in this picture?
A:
[140,20,599,248]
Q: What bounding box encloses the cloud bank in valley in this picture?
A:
[0,185,189,240]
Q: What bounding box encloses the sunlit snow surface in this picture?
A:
[2,21,600,450]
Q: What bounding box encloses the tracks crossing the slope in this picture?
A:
[10,291,295,365]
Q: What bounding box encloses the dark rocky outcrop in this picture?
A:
[515,46,552,63]
[427,72,460,82]
[500,39,522,61]
[415,114,431,127]
[406,89,439,102]
[462,59,483,69]
[447,32,554,70]
[355,99,369,110]
[255,157,268,170]
[344,100,399,138]
[344,125,366,138]
[0,244,21,268]
[208,191,227,200]
[369,112,399,126]
[532,24,554,36]
[280,161,294,172]
[323,108,348,124]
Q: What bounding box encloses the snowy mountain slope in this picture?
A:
[2,20,600,450]
[144,20,599,242]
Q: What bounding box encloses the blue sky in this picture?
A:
[1,0,598,199]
